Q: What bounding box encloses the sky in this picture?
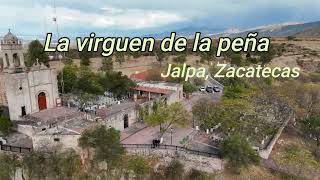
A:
[0,0,319,39]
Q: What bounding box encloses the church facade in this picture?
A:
[0,31,59,121]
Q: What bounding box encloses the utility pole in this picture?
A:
[170,128,173,145]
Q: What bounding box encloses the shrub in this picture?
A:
[165,160,184,180]
[219,134,260,173]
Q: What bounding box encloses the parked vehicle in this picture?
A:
[199,87,206,92]
[206,86,214,93]
[213,86,221,92]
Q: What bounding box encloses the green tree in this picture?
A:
[183,81,197,94]
[99,71,136,98]
[79,126,125,168]
[259,45,275,66]
[27,40,49,67]
[127,156,150,179]
[192,98,253,131]
[230,53,242,66]
[77,66,103,95]
[165,160,184,180]
[173,54,187,64]
[58,63,78,93]
[220,76,252,99]
[79,50,92,66]
[100,57,113,72]
[192,98,221,130]
[0,154,19,180]
[145,102,188,134]
[0,114,12,136]
[219,133,260,173]
[303,116,320,146]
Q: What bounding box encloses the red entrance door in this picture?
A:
[38,92,47,111]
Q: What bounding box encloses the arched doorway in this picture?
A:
[123,114,129,129]
[38,92,47,111]
[13,53,20,67]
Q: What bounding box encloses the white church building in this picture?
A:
[0,31,59,121]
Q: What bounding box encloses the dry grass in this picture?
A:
[273,38,320,52]
[49,56,158,76]
[270,132,320,179]
[214,165,282,180]
[49,54,207,76]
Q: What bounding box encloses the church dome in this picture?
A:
[2,30,20,45]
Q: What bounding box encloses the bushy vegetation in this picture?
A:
[58,62,136,98]
[165,160,185,180]
[303,115,320,146]
[79,126,125,168]
[0,110,11,136]
[188,169,213,180]
[26,40,49,67]
[220,134,260,173]
[127,156,151,179]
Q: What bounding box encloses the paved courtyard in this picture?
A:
[120,91,222,146]
[121,125,194,146]
[4,132,33,148]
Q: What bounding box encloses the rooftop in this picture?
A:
[24,107,81,126]
[96,99,147,119]
[63,118,97,134]
[136,80,182,88]
[36,126,80,136]
[132,86,173,94]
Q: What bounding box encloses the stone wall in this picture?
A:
[32,134,81,151]
[126,148,224,173]
[259,113,293,159]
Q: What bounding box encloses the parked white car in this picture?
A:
[199,87,206,92]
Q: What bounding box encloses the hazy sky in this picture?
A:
[0,0,319,38]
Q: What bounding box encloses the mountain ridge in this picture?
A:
[148,21,320,38]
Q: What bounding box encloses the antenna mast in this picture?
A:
[53,0,65,97]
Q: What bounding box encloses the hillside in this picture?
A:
[150,21,320,38]
[220,21,320,37]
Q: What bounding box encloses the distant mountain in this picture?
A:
[226,21,320,37]
[149,21,320,38]
[146,26,226,39]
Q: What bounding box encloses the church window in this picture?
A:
[21,106,26,116]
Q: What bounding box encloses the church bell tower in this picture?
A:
[1,29,25,73]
